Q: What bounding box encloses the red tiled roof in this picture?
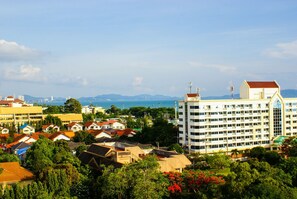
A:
[48,132,70,140]
[247,81,279,88]
[14,134,29,142]
[68,122,82,128]
[42,124,51,129]
[187,93,198,97]
[84,121,99,128]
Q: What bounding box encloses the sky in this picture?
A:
[1,0,297,98]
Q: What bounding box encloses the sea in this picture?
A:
[45,100,178,109]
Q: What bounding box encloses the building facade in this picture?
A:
[178,81,297,153]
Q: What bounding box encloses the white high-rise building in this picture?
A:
[178,81,297,153]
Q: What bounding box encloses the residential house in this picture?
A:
[19,124,35,135]
[10,142,32,161]
[84,122,101,131]
[98,120,125,130]
[112,128,136,137]
[0,127,9,134]
[42,124,60,133]
[48,132,71,142]
[0,162,34,186]
[152,149,191,172]
[63,131,75,139]
[67,122,83,132]
[88,130,112,139]
[79,141,191,172]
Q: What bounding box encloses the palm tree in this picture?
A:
[231,149,239,158]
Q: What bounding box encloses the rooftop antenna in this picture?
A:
[189,82,192,93]
[230,82,234,99]
[196,88,200,96]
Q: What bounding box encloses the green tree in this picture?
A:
[64,98,82,113]
[168,143,184,154]
[249,146,266,160]
[0,149,20,162]
[264,151,282,165]
[73,131,96,145]
[98,155,169,199]
[205,153,231,170]
[43,114,62,127]
[231,149,240,158]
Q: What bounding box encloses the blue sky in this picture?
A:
[1,0,297,98]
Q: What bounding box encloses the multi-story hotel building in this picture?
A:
[178,81,297,153]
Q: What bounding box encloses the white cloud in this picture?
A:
[265,40,297,58]
[188,62,238,74]
[132,76,143,87]
[55,76,89,87]
[3,65,46,82]
[0,39,41,61]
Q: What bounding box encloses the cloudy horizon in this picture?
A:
[1,1,297,98]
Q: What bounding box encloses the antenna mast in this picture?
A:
[189,82,192,93]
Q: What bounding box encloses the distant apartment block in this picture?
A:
[178,80,297,153]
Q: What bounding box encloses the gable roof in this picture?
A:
[84,121,99,128]
[0,162,34,184]
[88,129,107,136]
[48,132,70,141]
[14,134,30,142]
[87,144,112,157]
[30,132,51,140]
[246,81,279,88]
[11,142,31,151]
[19,124,29,129]
[68,122,83,128]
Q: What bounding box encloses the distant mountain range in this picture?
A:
[23,89,297,104]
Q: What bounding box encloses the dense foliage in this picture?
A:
[3,141,297,199]
[129,118,178,146]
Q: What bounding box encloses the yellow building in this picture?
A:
[43,114,83,125]
[0,106,43,125]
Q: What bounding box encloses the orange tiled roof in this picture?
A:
[30,132,51,140]
[63,131,75,138]
[0,162,34,183]
[247,81,279,88]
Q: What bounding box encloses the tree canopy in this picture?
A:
[64,98,82,113]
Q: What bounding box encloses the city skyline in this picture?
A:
[1,1,297,98]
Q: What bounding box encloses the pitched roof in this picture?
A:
[48,132,70,140]
[87,144,112,157]
[63,131,75,138]
[68,122,82,128]
[14,134,29,142]
[246,81,279,88]
[11,142,31,151]
[0,162,34,184]
[78,151,123,170]
[30,132,51,140]
[88,130,110,137]
[84,121,99,128]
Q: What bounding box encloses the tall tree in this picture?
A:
[64,98,82,113]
